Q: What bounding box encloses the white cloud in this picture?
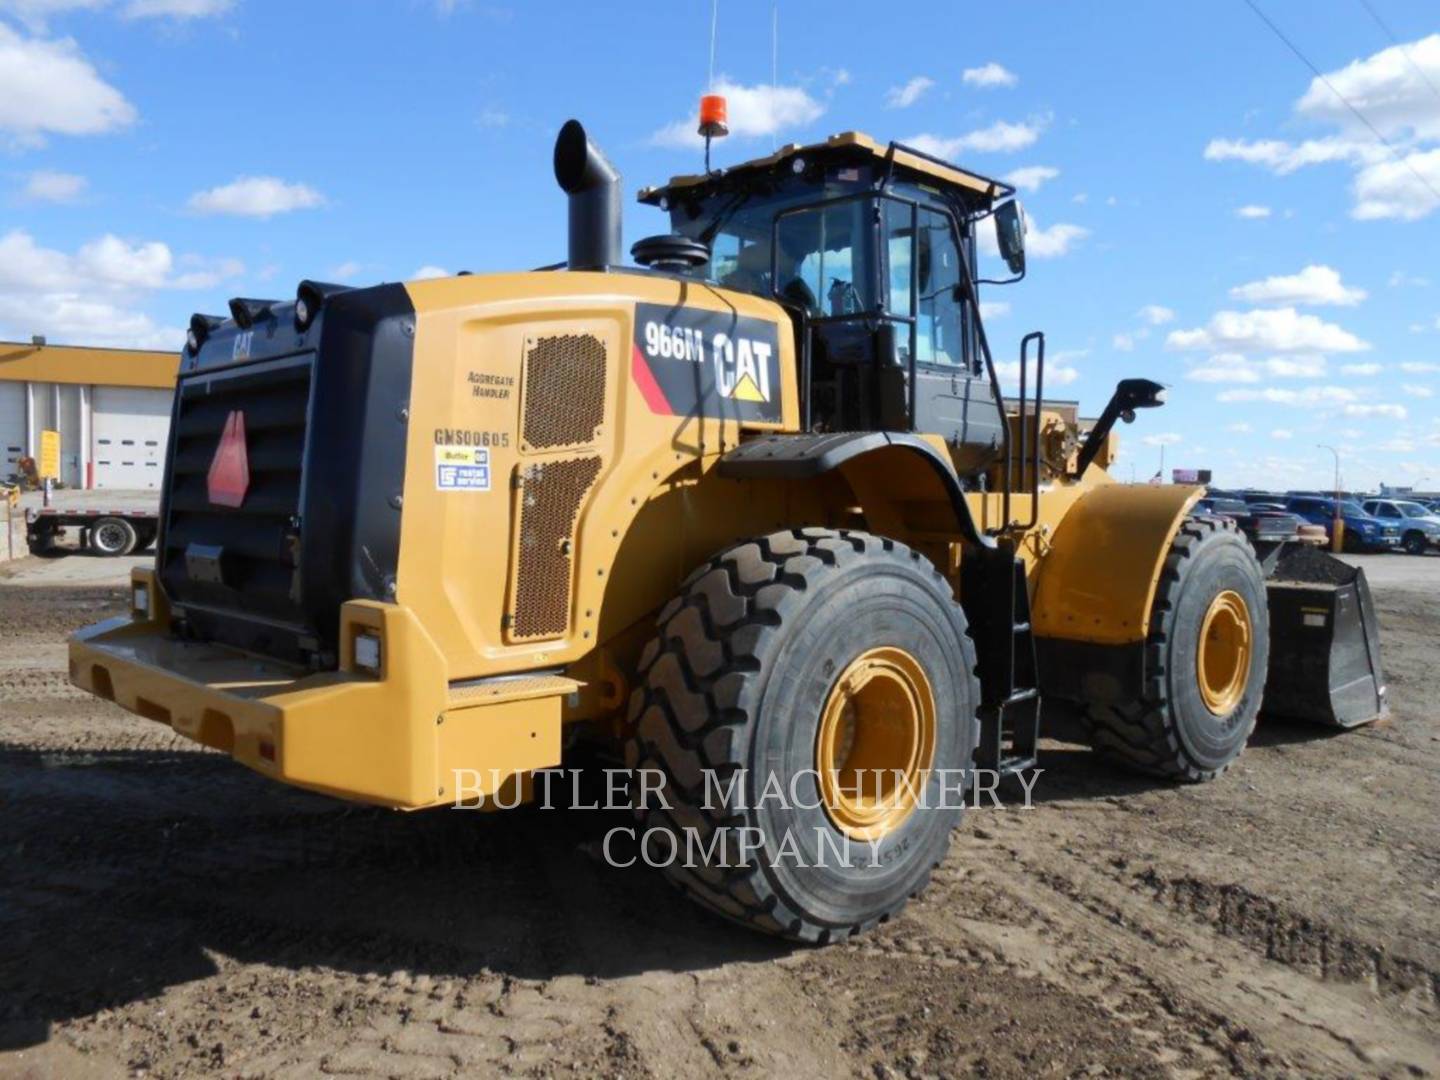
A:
[1400,361,1440,373]
[1271,429,1294,440]
[1402,383,1435,398]
[1351,148,1440,221]
[122,0,231,15]
[0,0,106,31]
[1388,270,1429,287]
[1229,264,1366,307]
[187,176,325,218]
[1138,304,1174,325]
[1344,403,1408,419]
[411,265,449,280]
[1340,362,1383,376]
[962,62,1017,89]
[1235,204,1272,219]
[1167,307,1369,354]
[330,260,362,281]
[1203,135,1378,175]
[1264,355,1327,378]
[1296,33,1440,141]
[979,300,1010,320]
[1186,353,1261,383]
[0,227,241,349]
[1217,385,1359,406]
[0,23,137,144]
[994,358,1078,386]
[1004,165,1059,192]
[20,169,86,202]
[477,106,509,128]
[885,76,934,109]
[1113,333,1135,352]
[650,77,824,148]
[1227,422,1253,433]
[906,115,1048,157]
[1026,217,1088,258]
[1204,35,1440,221]
[1141,432,1182,447]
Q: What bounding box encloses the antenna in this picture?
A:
[771,2,778,151]
[708,0,718,91]
[698,0,728,174]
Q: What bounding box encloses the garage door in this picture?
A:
[0,382,25,480]
[93,386,171,489]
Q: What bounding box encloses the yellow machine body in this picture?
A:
[70,269,1200,810]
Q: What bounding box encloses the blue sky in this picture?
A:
[1,0,1436,490]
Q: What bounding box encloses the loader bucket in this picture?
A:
[1261,546,1387,728]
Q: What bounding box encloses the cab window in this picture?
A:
[773,200,875,317]
[883,200,966,368]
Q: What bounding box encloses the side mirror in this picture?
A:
[994,200,1026,276]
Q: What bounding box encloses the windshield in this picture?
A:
[667,181,873,316]
[1396,501,1432,517]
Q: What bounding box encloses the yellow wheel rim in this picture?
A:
[815,647,937,842]
[1197,590,1252,715]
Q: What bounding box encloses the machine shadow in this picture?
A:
[1,706,1351,1048]
[0,744,788,1050]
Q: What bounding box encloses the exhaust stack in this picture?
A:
[554,119,622,271]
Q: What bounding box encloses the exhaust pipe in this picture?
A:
[554,119,622,271]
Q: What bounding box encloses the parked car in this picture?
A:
[1196,495,1303,543]
[1362,498,1440,555]
[1285,496,1402,552]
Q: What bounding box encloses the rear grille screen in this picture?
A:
[520,334,606,451]
[159,356,313,635]
[508,455,602,640]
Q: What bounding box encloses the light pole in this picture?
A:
[1318,444,1342,553]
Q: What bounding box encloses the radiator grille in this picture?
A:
[520,334,606,450]
[509,455,602,640]
[159,356,313,633]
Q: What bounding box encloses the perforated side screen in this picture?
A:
[509,455,603,640]
[521,334,606,450]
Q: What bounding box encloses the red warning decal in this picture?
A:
[207,409,250,508]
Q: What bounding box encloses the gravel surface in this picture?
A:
[1,552,1437,1078]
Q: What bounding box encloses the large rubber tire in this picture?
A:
[1083,517,1269,782]
[625,528,980,943]
[89,516,138,557]
[1402,531,1427,556]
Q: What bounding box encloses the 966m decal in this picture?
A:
[632,302,783,423]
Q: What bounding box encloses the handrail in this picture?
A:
[1015,332,1045,532]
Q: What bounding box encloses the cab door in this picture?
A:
[883,199,1004,456]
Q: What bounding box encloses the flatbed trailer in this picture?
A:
[26,506,159,557]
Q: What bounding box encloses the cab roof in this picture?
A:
[637,131,1015,209]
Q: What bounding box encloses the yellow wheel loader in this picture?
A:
[69,119,1386,942]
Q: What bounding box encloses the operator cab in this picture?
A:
[639,133,1027,469]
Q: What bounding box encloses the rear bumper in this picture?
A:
[69,570,564,809]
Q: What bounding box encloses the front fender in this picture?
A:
[1031,483,1203,647]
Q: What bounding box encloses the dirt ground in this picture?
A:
[1,552,1437,1079]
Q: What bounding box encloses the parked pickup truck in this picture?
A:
[1362,498,1440,555]
[1285,496,1401,552]
[1196,495,1305,544]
